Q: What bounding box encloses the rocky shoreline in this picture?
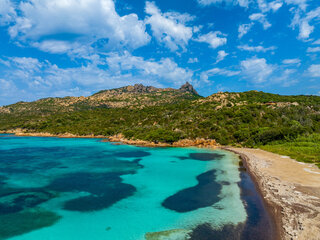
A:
[226,147,320,240]
[2,131,218,148]
[106,134,218,148]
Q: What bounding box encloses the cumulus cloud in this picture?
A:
[285,0,307,11]
[282,58,301,65]
[0,0,16,25]
[238,23,253,38]
[308,64,320,77]
[106,51,193,85]
[307,47,320,53]
[290,7,320,40]
[188,58,199,63]
[32,40,76,54]
[238,45,276,52]
[145,1,194,51]
[7,0,150,54]
[313,39,320,45]
[241,57,275,83]
[200,67,240,82]
[197,0,250,8]
[216,50,228,63]
[257,0,283,12]
[195,31,227,48]
[249,13,272,29]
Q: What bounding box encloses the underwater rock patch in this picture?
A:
[189,223,244,240]
[145,229,191,240]
[162,170,222,212]
[189,153,224,161]
[0,209,61,239]
[0,191,55,215]
[47,172,136,212]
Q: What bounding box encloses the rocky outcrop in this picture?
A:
[126,84,158,93]
[107,134,217,148]
[179,82,199,95]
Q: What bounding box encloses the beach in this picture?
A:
[226,147,320,240]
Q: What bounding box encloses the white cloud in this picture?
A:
[273,69,298,87]
[241,57,275,83]
[285,0,307,11]
[188,58,199,63]
[32,40,75,54]
[299,20,314,39]
[106,51,193,85]
[0,52,193,104]
[216,50,228,63]
[8,0,150,53]
[307,47,320,53]
[249,13,272,29]
[145,1,194,51]
[197,0,250,8]
[238,44,276,52]
[0,0,16,25]
[290,7,320,40]
[258,0,283,12]
[10,57,42,71]
[195,31,227,48]
[313,39,320,45]
[308,64,320,77]
[282,58,301,65]
[238,23,253,38]
[0,79,17,96]
[200,67,240,82]
[269,1,283,11]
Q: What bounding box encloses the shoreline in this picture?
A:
[224,147,282,240]
[2,132,320,239]
[225,147,320,240]
[2,131,218,148]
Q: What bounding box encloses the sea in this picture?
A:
[0,134,274,240]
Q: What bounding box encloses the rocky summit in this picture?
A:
[179,82,199,96]
[0,83,201,114]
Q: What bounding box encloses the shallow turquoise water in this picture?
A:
[0,135,248,239]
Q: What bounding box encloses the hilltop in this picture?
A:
[0,84,319,167]
[0,82,200,115]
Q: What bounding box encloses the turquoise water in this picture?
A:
[0,134,267,240]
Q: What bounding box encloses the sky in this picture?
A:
[0,0,320,106]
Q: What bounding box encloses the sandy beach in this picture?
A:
[227,147,320,240]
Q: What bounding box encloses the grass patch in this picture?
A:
[260,134,320,168]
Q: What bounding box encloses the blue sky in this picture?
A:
[0,0,319,105]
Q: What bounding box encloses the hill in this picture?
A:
[0,84,319,167]
[0,82,200,115]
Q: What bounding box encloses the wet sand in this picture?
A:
[226,147,320,240]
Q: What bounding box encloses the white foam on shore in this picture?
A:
[303,168,320,175]
[303,168,320,174]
